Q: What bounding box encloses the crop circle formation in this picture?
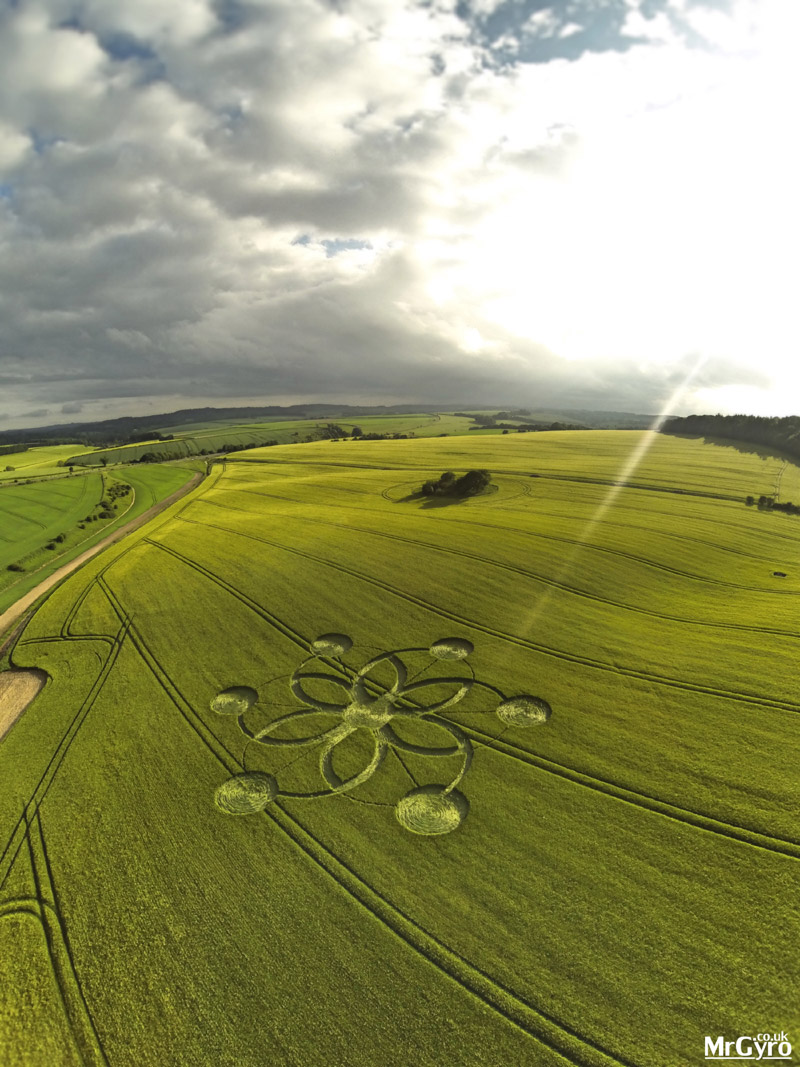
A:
[210,635,553,835]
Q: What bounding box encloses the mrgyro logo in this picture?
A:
[705,1033,792,1061]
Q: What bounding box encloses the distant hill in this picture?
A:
[0,403,657,447]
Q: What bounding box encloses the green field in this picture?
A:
[1,431,798,1065]
[0,464,198,615]
[0,445,98,482]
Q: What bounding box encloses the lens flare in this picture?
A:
[520,355,709,634]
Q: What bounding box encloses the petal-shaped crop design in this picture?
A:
[382,715,473,790]
[319,725,388,793]
[290,669,352,713]
[350,651,408,706]
[398,676,472,715]
[245,708,342,747]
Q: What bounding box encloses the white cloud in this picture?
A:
[0,122,31,172]
[0,0,797,426]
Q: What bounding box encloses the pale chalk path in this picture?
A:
[0,471,203,652]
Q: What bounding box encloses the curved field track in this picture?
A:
[1,432,799,1067]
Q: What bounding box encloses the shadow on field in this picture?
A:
[393,485,500,509]
[671,432,793,465]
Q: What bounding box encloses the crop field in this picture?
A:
[0,464,198,615]
[0,430,798,1066]
[0,445,99,483]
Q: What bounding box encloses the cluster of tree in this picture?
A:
[421,470,492,497]
[662,413,800,463]
[0,444,26,457]
[127,431,175,444]
[107,482,131,503]
[746,495,800,515]
[350,432,410,441]
[319,423,348,439]
[137,451,172,464]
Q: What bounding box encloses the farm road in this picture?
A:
[0,471,203,651]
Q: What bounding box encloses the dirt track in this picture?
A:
[0,471,203,651]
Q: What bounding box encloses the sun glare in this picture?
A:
[519,354,709,634]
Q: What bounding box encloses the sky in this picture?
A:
[0,0,798,430]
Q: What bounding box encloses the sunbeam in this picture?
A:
[519,354,710,635]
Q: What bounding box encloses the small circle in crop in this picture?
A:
[429,637,474,661]
[395,785,469,835]
[215,772,277,814]
[311,633,353,656]
[210,686,258,716]
[496,696,551,727]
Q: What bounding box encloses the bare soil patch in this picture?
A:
[0,669,47,741]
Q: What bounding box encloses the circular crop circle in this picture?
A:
[395,786,469,835]
[496,695,552,727]
[214,772,278,814]
[311,633,353,656]
[210,686,259,716]
[429,637,474,661]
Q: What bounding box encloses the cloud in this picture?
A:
[0,0,796,429]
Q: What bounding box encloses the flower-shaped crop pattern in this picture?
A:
[211,634,553,836]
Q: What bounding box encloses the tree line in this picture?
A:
[661,413,800,463]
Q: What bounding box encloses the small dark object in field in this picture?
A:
[773,571,787,577]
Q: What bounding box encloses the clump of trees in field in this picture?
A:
[421,470,492,498]
[107,482,131,505]
[746,495,800,515]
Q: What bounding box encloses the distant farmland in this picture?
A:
[0,431,798,1066]
[0,444,98,482]
[63,412,477,467]
[0,464,198,615]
